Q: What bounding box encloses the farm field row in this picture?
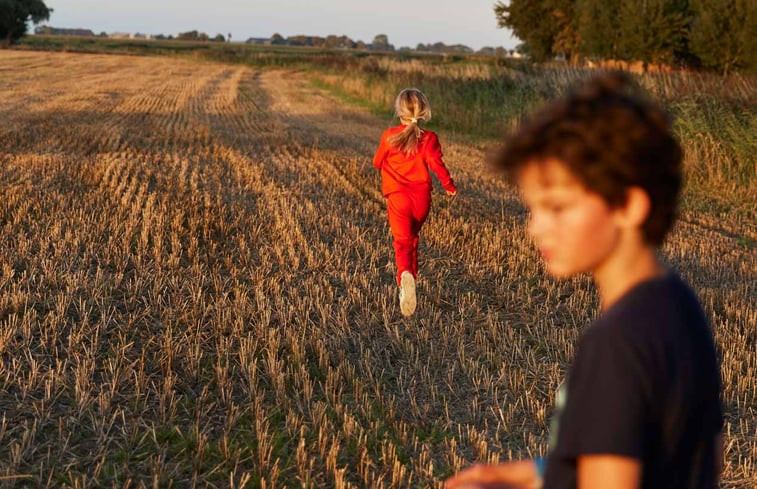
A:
[0,51,754,487]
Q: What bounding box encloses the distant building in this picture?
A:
[110,32,132,39]
[35,26,95,37]
[246,37,271,45]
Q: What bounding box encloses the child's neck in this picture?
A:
[593,240,666,312]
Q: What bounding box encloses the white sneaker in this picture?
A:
[399,271,416,317]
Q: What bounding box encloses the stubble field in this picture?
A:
[0,51,754,488]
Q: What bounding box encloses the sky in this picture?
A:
[42,1,518,50]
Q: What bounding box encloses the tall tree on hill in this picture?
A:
[616,0,689,68]
[690,0,754,74]
[0,0,51,47]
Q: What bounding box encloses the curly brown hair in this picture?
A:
[495,72,682,246]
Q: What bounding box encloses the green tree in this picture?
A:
[371,34,394,51]
[494,0,578,62]
[176,30,209,42]
[495,0,554,60]
[0,0,51,46]
[616,0,689,67]
[324,34,341,49]
[515,42,529,55]
[177,30,199,41]
[690,0,752,74]
[743,2,757,71]
[550,0,579,61]
[576,0,621,59]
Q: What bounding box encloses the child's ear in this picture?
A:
[618,187,651,229]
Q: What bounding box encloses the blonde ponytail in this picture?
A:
[387,88,431,155]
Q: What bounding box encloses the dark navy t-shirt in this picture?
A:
[544,272,723,489]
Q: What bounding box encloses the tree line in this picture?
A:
[173,30,228,43]
[259,33,522,57]
[495,0,757,73]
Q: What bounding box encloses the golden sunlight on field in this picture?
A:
[0,51,754,487]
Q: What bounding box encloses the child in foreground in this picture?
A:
[445,73,722,489]
[373,88,457,316]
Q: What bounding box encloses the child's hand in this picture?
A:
[446,189,458,197]
[445,460,541,489]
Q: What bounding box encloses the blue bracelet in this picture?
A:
[534,457,547,478]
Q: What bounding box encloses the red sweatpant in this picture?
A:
[386,189,431,285]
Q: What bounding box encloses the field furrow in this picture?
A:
[0,50,753,488]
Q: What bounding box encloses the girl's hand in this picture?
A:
[446,189,458,197]
[445,460,541,489]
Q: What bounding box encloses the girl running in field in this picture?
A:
[373,88,457,316]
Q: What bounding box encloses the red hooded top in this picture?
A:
[373,126,457,197]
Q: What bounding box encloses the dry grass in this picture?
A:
[0,51,754,488]
[309,57,757,224]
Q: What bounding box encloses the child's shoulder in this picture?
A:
[380,125,403,139]
[421,129,440,144]
[588,272,706,342]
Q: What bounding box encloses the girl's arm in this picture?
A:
[424,132,457,193]
[373,134,388,169]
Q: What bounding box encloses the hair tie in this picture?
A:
[410,118,418,124]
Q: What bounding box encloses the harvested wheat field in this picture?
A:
[0,50,754,488]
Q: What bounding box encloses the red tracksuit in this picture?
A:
[373,126,457,285]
